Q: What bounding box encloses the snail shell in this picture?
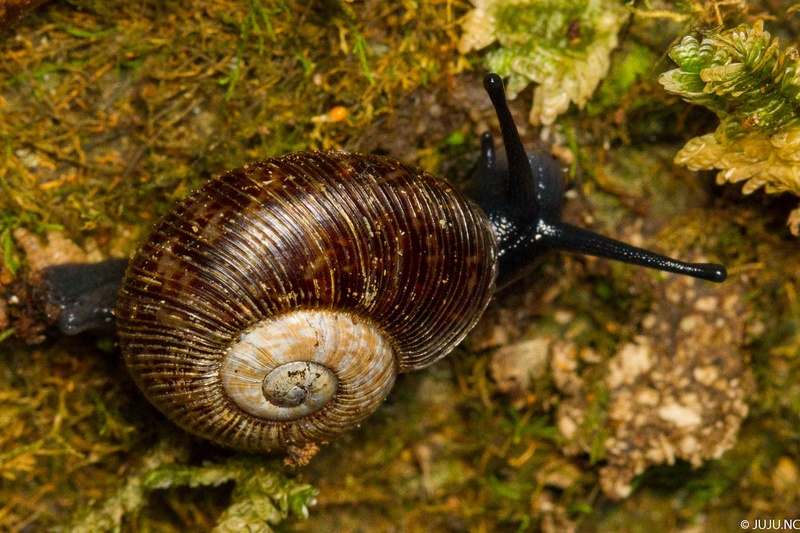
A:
[115,151,497,452]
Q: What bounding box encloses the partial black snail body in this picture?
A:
[44,74,726,454]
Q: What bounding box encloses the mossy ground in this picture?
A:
[1,1,799,531]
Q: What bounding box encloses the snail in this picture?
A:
[34,74,725,455]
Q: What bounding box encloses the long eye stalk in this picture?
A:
[483,74,537,208]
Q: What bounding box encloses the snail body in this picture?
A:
[76,74,724,454]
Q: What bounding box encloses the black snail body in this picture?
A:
[44,74,726,454]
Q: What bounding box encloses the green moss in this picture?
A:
[587,42,657,114]
[0,0,461,248]
[660,20,800,139]
[459,0,630,124]
[659,19,800,233]
[66,454,316,531]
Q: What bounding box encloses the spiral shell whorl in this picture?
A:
[220,310,396,425]
[116,151,497,451]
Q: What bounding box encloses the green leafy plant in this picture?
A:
[67,452,317,532]
[659,20,800,234]
[459,0,630,125]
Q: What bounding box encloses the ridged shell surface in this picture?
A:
[116,151,498,452]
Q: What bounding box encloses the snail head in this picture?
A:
[469,73,727,288]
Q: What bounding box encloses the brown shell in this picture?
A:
[115,151,498,452]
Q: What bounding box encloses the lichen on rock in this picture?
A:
[555,271,752,499]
